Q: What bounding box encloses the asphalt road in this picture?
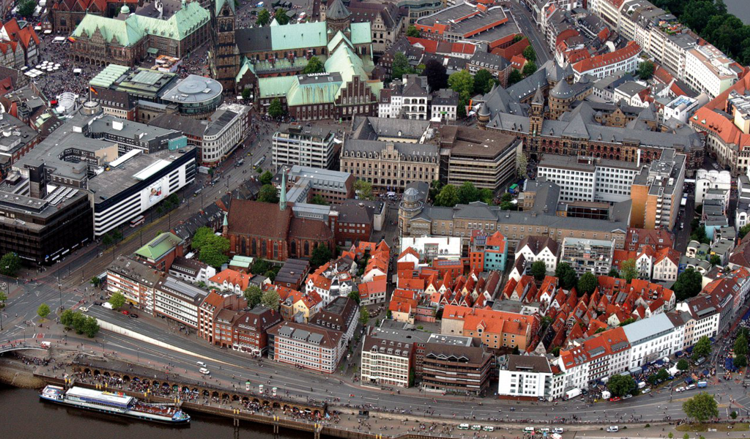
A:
[507,1,550,65]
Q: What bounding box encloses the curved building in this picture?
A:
[162,75,224,119]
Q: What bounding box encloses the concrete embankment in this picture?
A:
[0,358,46,388]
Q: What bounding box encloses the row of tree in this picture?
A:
[60,309,100,338]
[432,181,494,207]
[255,8,294,26]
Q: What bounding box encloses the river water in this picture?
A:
[725,0,750,25]
[0,385,305,439]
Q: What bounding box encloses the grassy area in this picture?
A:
[676,423,749,432]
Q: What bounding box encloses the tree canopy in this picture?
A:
[522,44,536,63]
[448,70,474,118]
[522,61,537,78]
[61,310,99,337]
[406,25,420,37]
[434,184,460,207]
[274,8,289,24]
[392,52,415,81]
[268,98,284,118]
[677,359,690,371]
[108,292,126,310]
[260,170,274,185]
[734,332,748,368]
[38,303,51,319]
[18,0,36,18]
[457,181,479,205]
[530,260,547,281]
[508,69,523,86]
[0,252,21,277]
[577,272,598,296]
[637,60,655,80]
[302,56,325,74]
[354,180,374,200]
[348,290,361,305]
[473,69,496,95]
[620,259,638,282]
[683,392,718,423]
[192,227,230,269]
[244,286,263,308]
[423,59,448,91]
[740,224,750,239]
[256,8,271,26]
[261,289,280,310]
[692,336,712,360]
[310,244,333,268]
[555,263,578,290]
[607,374,636,397]
[258,184,279,203]
[359,306,370,326]
[673,268,703,301]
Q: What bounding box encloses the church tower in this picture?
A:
[210,0,240,94]
[279,169,287,211]
[530,87,544,137]
[325,0,352,41]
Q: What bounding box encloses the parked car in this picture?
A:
[607,426,619,432]
[121,310,129,315]
[553,428,565,434]
[129,313,139,319]
[609,396,621,402]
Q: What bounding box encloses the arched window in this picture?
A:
[304,241,310,256]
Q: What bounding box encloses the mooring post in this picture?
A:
[273,415,279,434]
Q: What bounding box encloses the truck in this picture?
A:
[198,166,210,175]
[697,381,708,388]
[102,302,113,310]
[564,388,581,400]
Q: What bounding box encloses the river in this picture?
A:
[0,385,306,439]
[725,0,750,26]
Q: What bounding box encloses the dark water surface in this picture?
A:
[0,385,307,439]
[725,0,750,25]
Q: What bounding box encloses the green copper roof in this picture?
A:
[258,76,297,99]
[327,30,353,53]
[72,14,144,46]
[72,2,209,46]
[270,21,327,51]
[236,57,254,83]
[135,232,183,261]
[286,75,342,106]
[325,44,368,85]
[350,22,372,45]
[229,255,254,268]
[90,64,130,88]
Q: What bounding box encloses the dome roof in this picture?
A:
[550,79,574,99]
[403,187,420,202]
[120,5,130,14]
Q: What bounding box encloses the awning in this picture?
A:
[147,47,159,55]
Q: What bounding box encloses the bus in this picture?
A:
[254,156,265,168]
[130,215,145,227]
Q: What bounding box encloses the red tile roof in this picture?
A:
[692,71,750,149]
[572,41,641,75]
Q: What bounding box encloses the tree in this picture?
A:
[607,268,620,277]
[577,272,597,296]
[429,180,443,201]
[348,290,361,305]
[0,252,21,277]
[406,25,420,37]
[260,170,274,185]
[60,309,74,328]
[682,392,718,423]
[193,230,230,269]
[310,194,328,205]
[423,59,448,91]
[709,254,722,266]
[274,8,289,25]
[102,233,114,248]
[258,184,279,203]
[530,260,547,281]
[112,229,123,243]
[607,374,636,397]
[108,292,126,310]
[619,317,637,326]
[191,227,214,251]
[508,69,523,85]
[256,8,271,26]
[517,152,528,179]
[261,290,280,310]
[434,184,460,207]
[473,69,496,95]
[691,225,710,245]
[478,188,494,205]
[740,224,750,239]
[354,179,374,200]
[523,44,536,63]
[673,268,703,301]
[522,61,537,78]
[448,70,474,118]
[268,98,284,118]
[734,333,748,368]
[251,258,270,275]
[692,336,712,360]
[72,312,87,334]
[620,259,638,282]
[90,276,101,288]
[0,290,5,306]
[83,316,100,338]
[359,306,370,326]
[676,359,689,371]
[458,181,480,204]
[310,244,333,268]
[302,56,325,74]
[734,352,748,368]
[37,303,50,320]
[392,52,413,81]
[244,286,263,308]
[555,263,578,290]
[637,60,655,80]
[18,0,35,18]
[199,245,229,269]
[241,88,252,101]
[657,368,670,381]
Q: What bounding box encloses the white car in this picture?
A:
[607,426,619,433]
[482,426,494,432]
[199,367,210,375]
[553,428,565,434]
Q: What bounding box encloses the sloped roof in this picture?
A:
[135,232,183,261]
[73,14,144,46]
[326,0,351,20]
[271,21,327,51]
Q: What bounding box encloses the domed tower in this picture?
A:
[325,0,352,41]
[548,79,575,119]
[398,187,425,236]
[477,103,490,130]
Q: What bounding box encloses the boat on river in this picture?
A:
[39,385,190,425]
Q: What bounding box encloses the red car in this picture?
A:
[121,310,129,315]
[609,397,621,402]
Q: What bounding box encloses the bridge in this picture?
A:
[0,343,47,355]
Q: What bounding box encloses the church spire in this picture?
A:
[279,168,287,211]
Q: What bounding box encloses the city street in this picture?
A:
[507,1,550,65]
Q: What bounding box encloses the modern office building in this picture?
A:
[421,334,493,395]
[629,149,685,230]
[154,275,208,329]
[498,355,553,399]
[360,324,431,388]
[272,124,336,170]
[538,154,641,203]
[560,237,616,275]
[267,321,346,373]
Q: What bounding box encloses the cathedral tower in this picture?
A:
[210,0,240,94]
